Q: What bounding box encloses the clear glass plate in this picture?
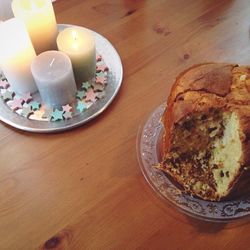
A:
[137,103,250,222]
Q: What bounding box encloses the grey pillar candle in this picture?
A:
[31,51,77,108]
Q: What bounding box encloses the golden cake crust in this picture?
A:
[161,63,250,200]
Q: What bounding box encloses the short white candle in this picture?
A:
[57,27,96,86]
[0,18,37,94]
[31,51,77,108]
[12,0,58,55]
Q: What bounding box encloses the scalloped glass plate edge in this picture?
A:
[137,103,250,223]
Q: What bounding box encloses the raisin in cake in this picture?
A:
[157,63,250,201]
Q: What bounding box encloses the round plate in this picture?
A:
[137,104,250,222]
[0,24,123,133]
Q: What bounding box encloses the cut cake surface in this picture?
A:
[158,63,250,201]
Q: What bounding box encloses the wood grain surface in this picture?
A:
[1,0,250,249]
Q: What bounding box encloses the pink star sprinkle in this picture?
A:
[21,92,32,103]
[10,98,24,111]
[95,76,107,85]
[0,79,9,89]
[96,64,109,72]
[62,104,72,112]
[96,55,102,62]
[85,88,97,102]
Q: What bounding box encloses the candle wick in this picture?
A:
[50,58,55,67]
[72,31,78,41]
[30,0,36,10]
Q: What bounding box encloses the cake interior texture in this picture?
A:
[161,108,242,201]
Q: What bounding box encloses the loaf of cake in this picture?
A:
[157,63,250,201]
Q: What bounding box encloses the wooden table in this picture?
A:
[1,0,250,249]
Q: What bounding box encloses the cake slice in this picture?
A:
[158,63,250,201]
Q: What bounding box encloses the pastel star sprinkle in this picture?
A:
[81,82,91,90]
[2,90,14,101]
[76,90,86,100]
[30,101,41,111]
[96,72,106,78]
[0,53,109,123]
[96,64,109,72]
[63,111,73,119]
[21,92,32,103]
[93,83,105,92]
[95,76,107,85]
[76,101,87,112]
[22,105,33,118]
[0,79,9,89]
[33,109,45,120]
[96,91,106,99]
[85,88,97,102]
[51,109,64,121]
[62,104,72,112]
[42,108,53,120]
[96,54,102,62]
[10,98,24,111]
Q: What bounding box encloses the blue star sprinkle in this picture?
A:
[76,90,86,100]
[76,101,87,113]
[51,109,64,121]
[81,82,91,90]
[95,72,106,79]
[30,101,41,111]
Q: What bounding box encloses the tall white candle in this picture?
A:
[0,18,37,94]
[57,27,96,86]
[31,51,77,108]
[12,0,58,55]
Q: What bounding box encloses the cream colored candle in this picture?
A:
[57,27,96,86]
[0,18,37,94]
[12,0,58,55]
